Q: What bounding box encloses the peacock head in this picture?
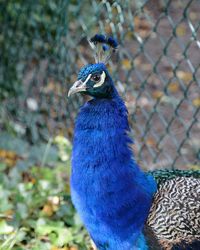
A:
[68,34,118,98]
[68,63,114,98]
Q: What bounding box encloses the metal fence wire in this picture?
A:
[1,0,200,170]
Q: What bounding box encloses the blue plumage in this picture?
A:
[107,37,118,48]
[78,63,106,81]
[69,60,156,249]
[90,34,118,48]
[90,34,107,44]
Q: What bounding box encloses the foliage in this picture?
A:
[0,134,91,250]
[0,0,69,100]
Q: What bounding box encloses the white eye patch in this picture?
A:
[83,74,92,84]
[93,71,106,88]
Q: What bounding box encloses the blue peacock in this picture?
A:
[68,34,200,250]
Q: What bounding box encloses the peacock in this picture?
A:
[68,34,200,250]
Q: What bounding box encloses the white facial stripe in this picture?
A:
[83,74,92,85]
[93,71,106,88]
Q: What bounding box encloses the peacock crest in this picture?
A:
[88,34,118,64]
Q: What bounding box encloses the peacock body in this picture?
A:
[68,34,200,250]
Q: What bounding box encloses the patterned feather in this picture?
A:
[150,169,200,186]
[147,176,200,249]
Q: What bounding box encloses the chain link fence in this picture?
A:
[1,0,199,170]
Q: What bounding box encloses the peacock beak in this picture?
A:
[68,74,92,97]
[68,80,87,97]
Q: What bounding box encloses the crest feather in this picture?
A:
[89,34,118,64]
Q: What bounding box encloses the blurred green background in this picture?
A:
[0,0,199,249]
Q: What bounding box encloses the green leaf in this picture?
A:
[36,218,73,246]
[0,220,14,235]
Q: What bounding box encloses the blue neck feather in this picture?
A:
[71,82,156,249]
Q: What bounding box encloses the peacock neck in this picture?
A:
[73,91,134,171]
[72,89,156,192]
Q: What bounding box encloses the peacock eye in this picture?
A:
[91,74,101,82]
